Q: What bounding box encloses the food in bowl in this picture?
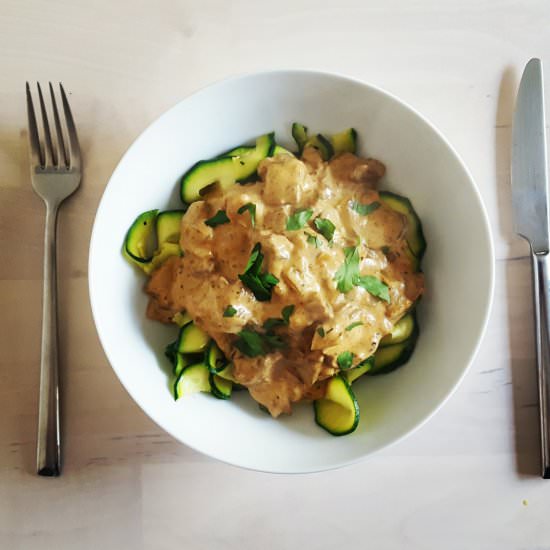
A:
[122,123,426,435]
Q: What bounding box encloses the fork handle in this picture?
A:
[532,252,550,478]
[36,202,61,476]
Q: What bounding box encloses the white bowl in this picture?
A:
[89,70,494,473]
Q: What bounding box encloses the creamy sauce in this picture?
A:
[146,149,424,416]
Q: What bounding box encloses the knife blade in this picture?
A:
[512,58,550,479]
[511,58,549,253]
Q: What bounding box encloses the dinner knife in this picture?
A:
[511,58,550,478]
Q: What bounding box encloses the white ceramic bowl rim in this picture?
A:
[89,69,495,474]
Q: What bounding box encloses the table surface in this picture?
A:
[2,1,550,548]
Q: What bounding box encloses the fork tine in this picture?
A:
[59,83,81,170]
[49,83,68,167]
[26,82,44,168]
[37,83,56,167]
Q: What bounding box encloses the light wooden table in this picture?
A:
[1,1,549,548]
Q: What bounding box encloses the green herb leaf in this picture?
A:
[334,246,360,293]
[234,329,265,357]
[262,273,279,286]
[205,209,230,227]
[345,321,363,331]
[234,328,286,357]
[223,305,237,318]
[305,232,321,248]
[317,327,325,338]
[263,318,285,331]
[286,208,313,230]
[351,200,381,216]
[263,332,286,350]
[243,243,261,273]
[237,203,256,228]
[238,243,279,302]
[313,217,335,242]
[337,351,354,370]
[240,273,279,301]
[281,305,295,325]
[263,305,295,331]
[353,275,390,303]
[381,246,391,255]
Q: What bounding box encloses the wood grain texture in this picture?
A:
[1,0,549,548]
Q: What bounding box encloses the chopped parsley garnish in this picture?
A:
[234,330,263,357]
[223,305,237,318]
[234,328,286,357]
[238,243,279,302]
[263,333,286,351]
[317,327,325,338]
[381,246,391,255]
[313,217,335,243]
[334,246,360,293]
[205,209,230,227]
[354,275,390,303]
[281,305,295,324]
[351,200,381,216]
[237,305,294,356]
[337,351,354,370]
[334,245,391,302]
[262,318,284,331]
[263,305,295,331]
[286,208,313,230]
[345,321,363,331]
[237,203,256,228]
[305,232,321,248]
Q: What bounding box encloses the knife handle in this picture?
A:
[532,252,550,478]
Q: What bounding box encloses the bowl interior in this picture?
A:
[89,71,493,473]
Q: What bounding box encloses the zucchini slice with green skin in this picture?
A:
[165,340,178,365]
[331,128,357,155]
[173,353,193,377]
[142,242,181,275]
[172,310,192,327]
[379,191,426,260]
[216,364,236,382]
[176,322,210,354]
[314,374,360,436]
[370,337,417,375]
[156,210,185,247]
[291,123,308,154]
[205,340,227,373]
[209,373,232,399]
[222,144,292,158]
[380,312,416,347]
[272,145,293,156]
[173,363,211,400]
[219,145,254,158]
[344,356,374,383]
[123,209,158,265]
[304,134,334,160]
[180,133,275,203]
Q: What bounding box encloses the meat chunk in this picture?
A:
[329,152,386,186]
[179,201,214,258]
[301,146,324,172]
[259,155,317,205]
[146,299,177,324]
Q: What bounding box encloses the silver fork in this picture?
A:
[26,83,81,476]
